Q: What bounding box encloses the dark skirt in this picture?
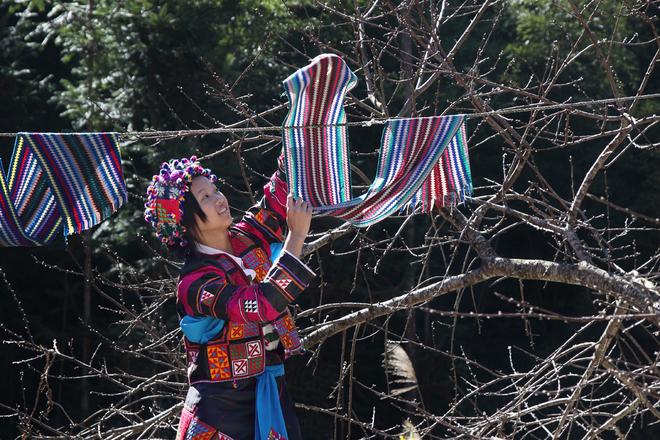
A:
[176,374,303,440]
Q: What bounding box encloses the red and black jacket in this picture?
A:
[176,168,315,384]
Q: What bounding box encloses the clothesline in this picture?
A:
[0,93,656,140]
[0,51,655,247]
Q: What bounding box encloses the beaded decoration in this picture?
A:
[143,155,217,247]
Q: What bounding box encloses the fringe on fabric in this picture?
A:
[281,54,473,227]
[0,132,128,246]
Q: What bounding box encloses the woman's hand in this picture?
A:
[286,194,312,238]
[283,194,312,258]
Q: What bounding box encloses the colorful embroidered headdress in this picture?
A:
[144,155,217,247]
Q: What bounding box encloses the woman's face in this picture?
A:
[190,175,232,233]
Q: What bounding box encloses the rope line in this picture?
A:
[0,93,657,140]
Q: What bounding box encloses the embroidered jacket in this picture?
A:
[176,167,315,385]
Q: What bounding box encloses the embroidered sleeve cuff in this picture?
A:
[260,250,316,312]
[281,249,315,277]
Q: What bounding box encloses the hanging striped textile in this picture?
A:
[281,54,473,227]
[407,120,472,211]
[282,53,357,207]
[0,132,128,246]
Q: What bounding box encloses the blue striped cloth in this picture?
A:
[0,132,127,246]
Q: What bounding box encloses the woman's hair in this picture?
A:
[168,190,207,259]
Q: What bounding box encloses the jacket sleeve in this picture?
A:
[177,249,314,323]
[232,153,289,247]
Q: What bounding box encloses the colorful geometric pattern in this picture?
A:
[254,265,269,283]
[272,312,303,358]
[234,233,272,282]
[0,132,128,246]
[248,356,264,373]
[217,256,236,272]
[243,299,259,314]
[175,407,194,440]
[229,343,247,360]
[266,265,299,302]
[246,340,262,358]
[154,197,180,224]
[227,322,245,340]
[184,415,218,440]
[281,314,295,331]
[226,322,260,341]
[176,408,237,440]
[231,359,248,376]
[200,290,215,306]
[228,338,265,379]
[229,353,265,378]
[186,326,268,384]
[281,53,473,227]
[243,322,260,338]
[207,344,231,381]
[273,277,292,291]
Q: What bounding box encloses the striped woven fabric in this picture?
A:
[407,120,472,211]
[281,54,473,227]
[282,53,357,207]
[0,132,128,246]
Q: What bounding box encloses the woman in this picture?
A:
[144,154,314,440]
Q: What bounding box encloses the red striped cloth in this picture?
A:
[281,54,473,227]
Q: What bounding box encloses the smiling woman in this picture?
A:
[144,155,314,440]
[183,176,234,254]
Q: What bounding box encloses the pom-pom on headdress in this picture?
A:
[144,155,217,247]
